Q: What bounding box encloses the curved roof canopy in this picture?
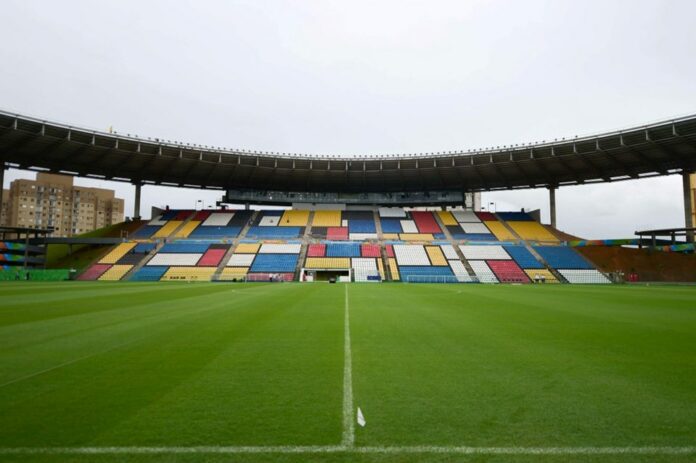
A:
[1,109,695,193]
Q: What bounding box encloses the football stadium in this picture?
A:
[1,2,696,462]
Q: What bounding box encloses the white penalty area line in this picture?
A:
[0,446,694,455]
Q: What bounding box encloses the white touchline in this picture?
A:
[0,446,694,455]
[342,283,355,447]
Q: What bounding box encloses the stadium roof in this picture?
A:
[1,109,695,193]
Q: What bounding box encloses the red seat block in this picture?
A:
[476,211,497,221]
[386,244,395,257]
[307,244,326,257]
[411,211,441,233]
[327,227,349,240]
[361,244,381,257]
[198,248,226,267]
[174,210,194,220]
[77,264,112,281]
[487,260,530,283]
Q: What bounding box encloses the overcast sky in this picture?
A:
[1,0,695,238]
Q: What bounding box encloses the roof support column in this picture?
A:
[548,185,557,229]
[683,171,695,243]
[133,181,142,220]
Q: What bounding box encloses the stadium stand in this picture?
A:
[76,207,613,284]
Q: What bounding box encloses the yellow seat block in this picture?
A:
[153,221,183,238]
[524,269,559,283]
[174,221,201,238]
[304,257,351,269]
[99,242,136,264]
[312,210,342,227]
[425,246,448,266]
[377,258,385,279]
[508,221,559,242]
[399,233,434,241]
[484,221,516,241]
[388,258,400,281]
[235,243,261,253]
[161,267,216,281]
[382,233,400,240]
[98,264,133,281]
[437,211,458,226]
[220,267,249,280]
[279,210,310,226]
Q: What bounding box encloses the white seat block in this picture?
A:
[559,269,611,284]
[147,253,202,266]
[452,210,481,223]
[148,215,168,226]
[227,253,255,267]
[469,260,499,283]
[349,233,378,240]
[202,212,235,226]
[440,244,459,260]
[259,216,280,226]
[393,244,430,266]
[460,223,491,234]
[400,220,418,233]
[259,243,301,254]
[448,260,474,282]
[459,245,510,260]
[379,207,407,218]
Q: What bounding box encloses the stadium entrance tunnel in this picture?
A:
[302,268,351,282]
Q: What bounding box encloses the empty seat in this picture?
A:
[148,253,202,266]
[400,220,418,233]
[259,215,281,226]
[487,260,530,283]
[440,244,459,260]
[381,219,403,233]
[98,264,133,281]
[479,221,512,241]
[411,211,441,234]
[305,257,351,269]
[327,227,349,240]
[425,246,448,266]
[161,267,216,281]
[399,233,434,241]
[348,219,376,233]
[312,210,342,227]
[131,225,161,238]
[234,242,260,253]
[468,261,498,283]
[452,210,481,223]
[459,245,511,260]
[524,269,559,283]
[99,242,137,264]
[279,210,310,227]
[219,267,248,280]
[448,260,475,282]
[198,248,227,267]
[476,212,497,221]
[378,207,407,217]
[534,246,594,269]
[250,254,298,272]
[174,221,201,238]
[388,258,400,280]
[189,226,242,238]
[399,266,456,282]
[327,243,361,257]
[504,245,544,269]
[349,233,378,240]
[130,266,168,281]
[558,269,611,284]
[153,221,182,238]
[202,212,235,226]
[508,222,559,242]
[394,245,430,266]
[456,233,498,241]
[259,243,301,254]
[352,258,379,282]
[133,242,156,253]
[227,254,256,267]
[160,242,210,253]
[361,244,381,257]
[307,244,326,257]
[459,223,491,234]
[436,211,458,226]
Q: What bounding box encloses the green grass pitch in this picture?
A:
[0,282,695,462]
